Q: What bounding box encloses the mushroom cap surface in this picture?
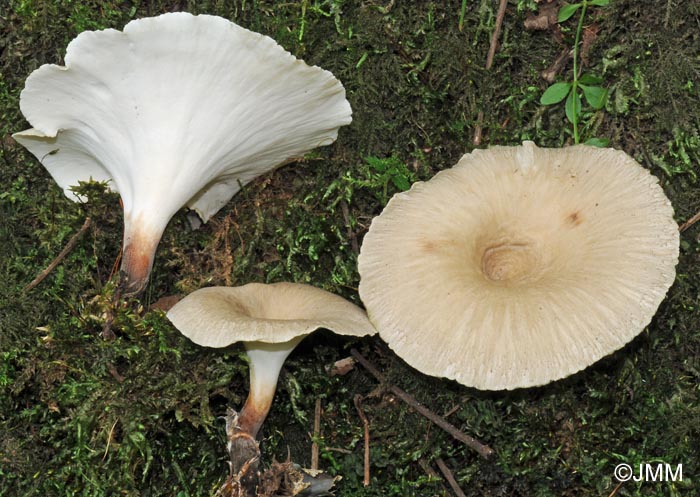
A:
[13,12,351,223]
[358,142,679,390]
[167,282,375,348]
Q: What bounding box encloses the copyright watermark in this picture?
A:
[614,463,683,482]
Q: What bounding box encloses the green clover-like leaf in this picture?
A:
[540,82,573,105]
[580,84,608,109]
[558,3,582,22]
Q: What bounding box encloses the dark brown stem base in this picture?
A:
[215,408,342,497]
[214,409,261,497]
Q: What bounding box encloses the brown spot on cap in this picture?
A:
[565,211,583,227]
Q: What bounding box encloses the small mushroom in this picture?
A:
[358,141,679,390]
[13,13,351,294]
[167,282,374,490]
[167,282,373,492]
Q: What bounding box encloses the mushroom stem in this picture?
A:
[237,338,304,438]
[120,212,169,295]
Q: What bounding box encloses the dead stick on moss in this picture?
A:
[473,0,509,145]
[607,480,624,497]
[102,418,119,461]
[354,394,371,486]
[663,0,673,28]
[24,217,92,292]
[679,210,700,232]
[349,349,494,459]
[486,0,508,70]
[436,458,467,497]
[417,458,440,480]
[311,398,321,471]
[340,200,359,254]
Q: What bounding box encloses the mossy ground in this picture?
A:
[1,1,699,496]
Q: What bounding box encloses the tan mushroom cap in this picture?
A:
[167,282,375,348]
[358,141,679,391]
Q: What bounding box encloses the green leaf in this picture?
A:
[580,84,608,109]
[367,156,387,173]
[391,175,411,191]
[540,82,572,105]
[565,88,582,123]
[558,3,581,22]
[578,73,603,85]
[588,0,610,6]
[584,137,610,147]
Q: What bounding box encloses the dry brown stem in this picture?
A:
[435,458,467,497]
[541,48,573,83]
[23,217,92,292]
[679,210,700,232]
[607,480,624,497]
[349,349,494,459]
[311,398,321,471]
[473,0,509,145]
[354,394,371,486]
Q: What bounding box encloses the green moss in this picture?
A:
[2,0,699,495]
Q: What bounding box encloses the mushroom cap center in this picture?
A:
[480,239,541,284]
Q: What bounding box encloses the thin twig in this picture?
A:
[325,447,353,454]
[435,458,467,497]
[663,0,673,29]
[679,210,700,232]
[486,0,508,70]
[311,398,321,471]
[443,404,461,418]
[101,285,121,341]
[350,349,494,459]
[473,111,485,147]
[102,418,119,461]
[24,217,92,292]
[473,0,509,145]
[607,480,624,497]
[340,200,359,254]
[354,394,371,487]
[417,458,440,480]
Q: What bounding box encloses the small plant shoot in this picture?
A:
[540,0,610,144]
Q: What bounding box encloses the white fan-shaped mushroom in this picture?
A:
[13,13,352,294]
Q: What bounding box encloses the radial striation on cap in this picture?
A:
[358,141,679,390]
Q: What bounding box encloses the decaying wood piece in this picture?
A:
[541,48,573,83]
[524,1,560,32]
[327,356,356,376]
